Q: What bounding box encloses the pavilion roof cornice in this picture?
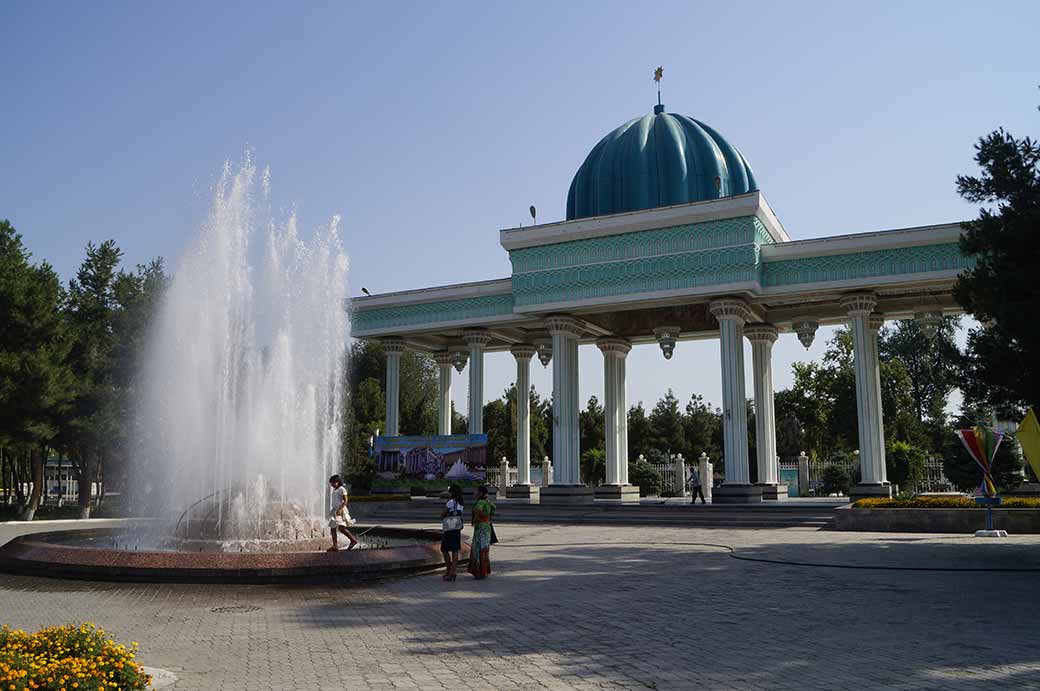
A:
[759,222,964,261]
[499,191,789,251]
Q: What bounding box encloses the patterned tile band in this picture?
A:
[512,245,760,307]
[760,242,973,287]
[352,293,514,333]
[509,216,772,274]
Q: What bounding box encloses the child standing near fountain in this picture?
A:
[327,475,358,551]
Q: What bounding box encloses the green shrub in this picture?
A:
[581,448,606,485]
[629,458,662,496]
[820,464,851,495]
[886,441,927,493]
[346,453,376,494]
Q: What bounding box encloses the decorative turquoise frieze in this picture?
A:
[752,217,774,248]
[508,215,771,275]
[351,293,514,334]
[760,243,974,287]
[512,245,760,307]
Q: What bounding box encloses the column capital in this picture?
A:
[462,329,492,347]
[840,291,878,316]
[868,313,886,331]
[544,314,584,338]
[709,298,754,324]
[432,350,454,366]
[744,323,778,344]
[382,337,406,354]
[510,344,537,360]
[596,337,631,356]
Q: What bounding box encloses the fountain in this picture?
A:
[0,155,455,582]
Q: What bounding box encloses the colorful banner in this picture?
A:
[1018,408,1040,481]
[956,426,1003,497]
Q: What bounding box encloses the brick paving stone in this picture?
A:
[2,523,1040,689]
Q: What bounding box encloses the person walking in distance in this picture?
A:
[327,475,358,551]
[688,465,706,505]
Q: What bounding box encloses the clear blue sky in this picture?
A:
[4,1,1037,416]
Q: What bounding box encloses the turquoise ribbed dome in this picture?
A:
[566,105,758,220]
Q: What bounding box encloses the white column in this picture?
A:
[746,323,779,486]
[618,352,629,485]
[868,314,889,484]
[463,329,491,435]
[433,351,453,436]
[547,315,583,485]
[709,299,753,485]
[511,345,536,485]
[383,338,405,437]
[841,293,889,491]
[596,338,630,486]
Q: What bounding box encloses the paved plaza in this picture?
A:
[2,522,1039,690]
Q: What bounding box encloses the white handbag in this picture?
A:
[442,514,463,531]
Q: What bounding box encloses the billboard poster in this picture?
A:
[373,434,488,481]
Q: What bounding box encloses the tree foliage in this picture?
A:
[954,110,1040,416]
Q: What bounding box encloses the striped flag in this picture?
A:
[956,426,1003,497]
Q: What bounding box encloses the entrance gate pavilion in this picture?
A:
[351,101,973,504]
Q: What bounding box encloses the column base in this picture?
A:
[713,484,764,504]
[539,485,595,506]
[849,482,892,501]
[756,483,789,501]
[505,484,540,504]
[593,484,640,503]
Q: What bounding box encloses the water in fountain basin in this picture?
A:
[135,154,349,542]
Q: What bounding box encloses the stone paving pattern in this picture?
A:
[2,523,1039,690]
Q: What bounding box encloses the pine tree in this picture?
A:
[955,106,1040,416]
[0,220,75,520]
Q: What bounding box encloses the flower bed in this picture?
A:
[0,623,150,690]
[853,496,1040,509]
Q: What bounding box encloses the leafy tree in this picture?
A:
[527,387,551,462]
[627,403,652,460]
[483,393,512,463]
[63,240,128,518]
[649,389,684,455]
[682,394,722,463]
[955,108,1040,416]
[579,395,604,455]
[774,390,807,461]
[886,441,927,494]
[879,318,961,441]
[781,328,923,462]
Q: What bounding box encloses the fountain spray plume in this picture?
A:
[136,152,349,541]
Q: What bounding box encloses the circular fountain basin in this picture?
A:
[0,526,466,583]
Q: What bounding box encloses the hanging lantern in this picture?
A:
[792,320,819,349]
[653,326,680,360]
[450,350,468,373]
[536,340,552,368]
[915,311,943,340]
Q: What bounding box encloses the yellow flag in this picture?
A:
[1018,408,1040,480]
